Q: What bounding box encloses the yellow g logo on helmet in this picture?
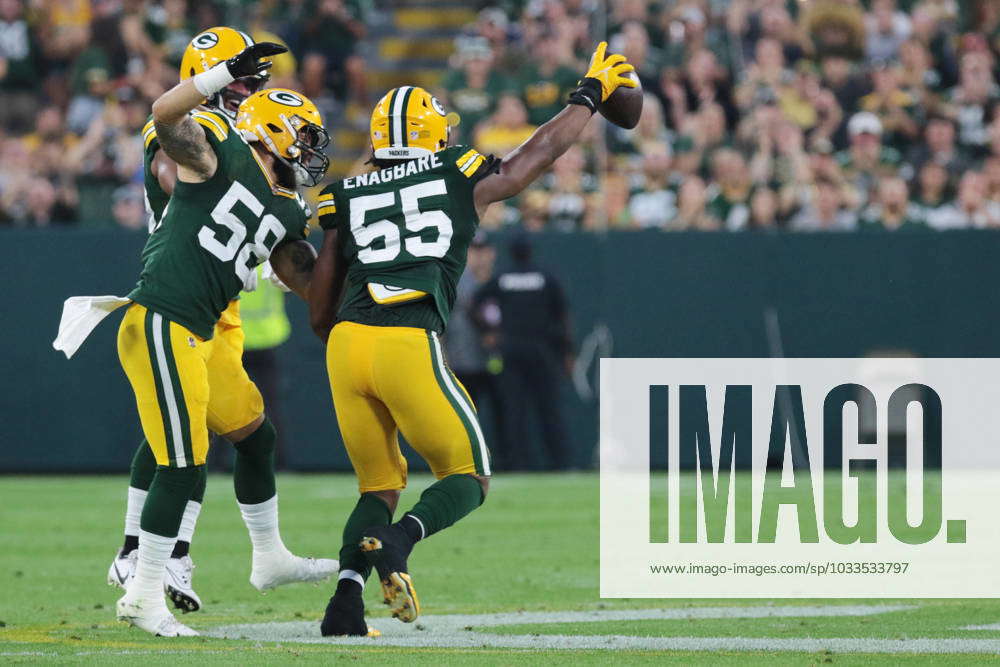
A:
[371,86,450,160]
[180,27,255,80]
[235,88,331,186]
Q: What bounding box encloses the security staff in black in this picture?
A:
[473,235,572,470]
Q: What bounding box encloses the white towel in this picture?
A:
[52,295,131,359]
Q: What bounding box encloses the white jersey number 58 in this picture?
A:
[199,181,287,289]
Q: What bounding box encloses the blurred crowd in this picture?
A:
[0,0,368,228]
[454,0,1000,231]
[4,0,1000,232]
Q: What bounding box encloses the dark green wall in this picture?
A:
[4,228,997,472]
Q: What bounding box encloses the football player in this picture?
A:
[114,39,336,636]
[106,26,298,614]
[107,27,333,616]
[309,42,635,634]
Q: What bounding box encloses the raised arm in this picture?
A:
[308,228,348,343]
[473,42,635,217]
[150,41,286,183]
[268,239,318,302]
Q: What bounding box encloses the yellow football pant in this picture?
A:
[326,321,490,492]
[117,301,263,467]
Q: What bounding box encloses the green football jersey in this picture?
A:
[129,110,309,340]
[318,145,495,332]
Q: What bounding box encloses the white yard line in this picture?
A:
[201,604,1000,654]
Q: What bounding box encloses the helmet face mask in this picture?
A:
[279,120,331,187]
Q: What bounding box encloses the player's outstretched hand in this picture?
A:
[226,42,287,79]
[583,41,637,102]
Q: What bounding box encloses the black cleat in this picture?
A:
[320,593,380,637]
[359,525,420,623]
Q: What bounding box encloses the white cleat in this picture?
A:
[164,555,202,613]
[107,549,138,590]
[116,594,199,637]
[249,549,339,592]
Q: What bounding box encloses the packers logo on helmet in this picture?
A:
[180,27,271,118]
[371,86,450,160]
[191,31,220,49]
[235,88,331,186]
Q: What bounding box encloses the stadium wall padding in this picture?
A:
[4,228,998,472]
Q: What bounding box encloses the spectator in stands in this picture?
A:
[748,187,780,230]
[111,184,145,230]
[706,148,753,231]
[947,51,1000,158]
[911,161,956,228]
[672,175,718,230]
[538,144,598,231]
[736,38,792,113]
[0,0,41,133]
[930,171,1000,229]
[628,142,677,229]
[474,7,520,73]
[908,115,968,176]
[789,178,858,232]
[297,0,366,105]
[65,97,143,225]
[983,156,1000,203]
[859,61,920,151]
[865,0,911,64]
[659,47,737,133]
[441,37,507,144]
[858,176,927,231]
[475,93,536,158]
[20,179,76,226]
[511,32,577,127]
[602,171,632,228]
[819,54,870,145]
[838,112,902,208]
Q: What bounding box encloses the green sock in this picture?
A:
[340,493,393,580]
[129,441,205,503]
[402,474,484,540]
[191,464,207,503]
[141,465,203,537]
[233,418,276,504]
[129,440,157,491]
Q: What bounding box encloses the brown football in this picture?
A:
[599,71,643,129]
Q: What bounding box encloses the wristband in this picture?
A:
[567,77,601,113]
[193,63,235,97]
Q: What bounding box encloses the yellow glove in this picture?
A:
[584,41,637,102]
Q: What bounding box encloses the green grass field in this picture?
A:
[2,473,999,664]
